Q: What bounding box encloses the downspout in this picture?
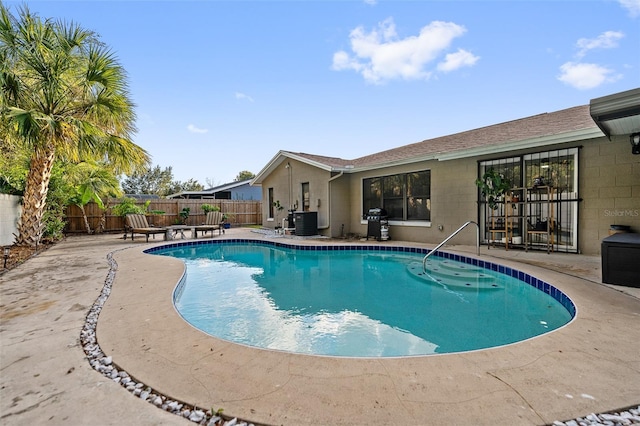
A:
[318,171,344,230]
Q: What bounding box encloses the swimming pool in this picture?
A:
[148,240,575,357]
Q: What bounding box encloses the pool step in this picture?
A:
[406,260,503,290]
[425,259,492,278]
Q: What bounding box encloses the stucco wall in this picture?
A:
[0,194,21,246]
[346,160,480,246]
[430,158,479,244]
[261,134,639,255]
[327,173,352,238]
[261,159,331,231]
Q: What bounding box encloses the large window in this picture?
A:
[478,148,579,252]
[363,171,431,221]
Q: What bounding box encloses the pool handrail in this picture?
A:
[423,221,480,273]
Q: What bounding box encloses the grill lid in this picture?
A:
[367,208,387,216]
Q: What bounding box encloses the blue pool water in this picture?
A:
[150,240,574,357]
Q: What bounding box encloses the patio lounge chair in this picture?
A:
[193,211,225,238]
[124,214,167,242]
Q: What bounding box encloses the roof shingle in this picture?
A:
[290,105,597,170]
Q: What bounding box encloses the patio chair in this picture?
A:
[193,211,225,238]
[124,214,167,242]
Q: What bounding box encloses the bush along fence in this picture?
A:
[64,199,262,234]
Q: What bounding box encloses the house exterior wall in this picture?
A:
[580,134,640,254]
[431,158,480,244]
[346,160,480,246]
[327,173,352,238]
[337,136,639,255]
[260,159,331,231]
[258,131,639,256]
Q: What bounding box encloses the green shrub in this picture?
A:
[201,204,219,213]
[42,209,65,242]
[112,198,146,216]
[179,207,190,224]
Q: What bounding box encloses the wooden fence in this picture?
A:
[65,199,262,234]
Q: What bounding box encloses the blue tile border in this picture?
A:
[146,239,576,319]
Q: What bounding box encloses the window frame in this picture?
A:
[301,182,310,212]
[362,170,431,226]
[267,187,274,220]
[478,148,579,253]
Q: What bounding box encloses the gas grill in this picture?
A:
[365,208,389,241]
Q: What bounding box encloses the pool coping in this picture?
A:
[97,231,640,425]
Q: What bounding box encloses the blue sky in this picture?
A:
[8,0,640,186]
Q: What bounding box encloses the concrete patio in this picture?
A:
[1,229,638,425]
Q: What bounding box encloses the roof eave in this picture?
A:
[285,152,335,171]
[252,151,335,185]
[342,155,439,173]
[435,127,604,161]
[334,128,603,171]
[252,151,288,185]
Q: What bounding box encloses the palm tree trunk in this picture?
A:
[97,212,106,234]
[16,146,56,247]
[96,198,110,234]
[79,204,92,234]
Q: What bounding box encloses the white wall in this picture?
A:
[0,194,21,246]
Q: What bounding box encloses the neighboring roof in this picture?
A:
[125,194,160,200]
[167,179,254,199]
[165,191,211,199]
[253,103,603,184]
[590,87,640,138]
[206,179,254,193]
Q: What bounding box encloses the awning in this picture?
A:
[590,88,640,139]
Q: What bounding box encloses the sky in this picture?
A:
[6,0,640,187]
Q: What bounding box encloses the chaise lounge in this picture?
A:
[193,211,225,238]
[124,214,167,242]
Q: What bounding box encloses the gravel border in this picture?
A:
[80,249,260,426]
[553,406,640,425]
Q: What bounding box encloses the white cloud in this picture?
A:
[363,0,377,5]
[187,124,209,134]
[618,0,640,17]
[559,30,625,90]
[235,92,255,102]
[437,48,479,72]
[332,18,475,84]
[557,62,620,90]
[576,31,624,58]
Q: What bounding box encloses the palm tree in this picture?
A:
[68,161,123,234]
[0,4,149,246]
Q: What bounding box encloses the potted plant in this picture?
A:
[177,207,190,225]
[512,228,522,245]
[475,168,511,210]
[222,212,234,229]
